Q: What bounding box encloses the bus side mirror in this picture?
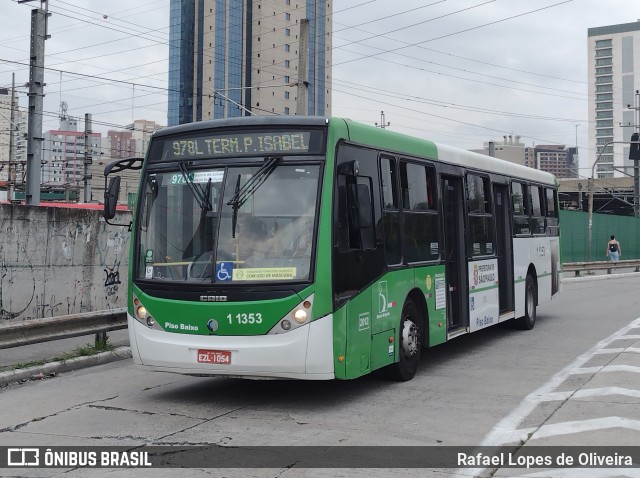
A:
[104,176,121,220]
[338,160,359,177]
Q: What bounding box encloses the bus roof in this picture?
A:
[339,118,556,186]
[154,116,329,139]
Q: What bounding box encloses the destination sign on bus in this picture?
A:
[162,131,321,160]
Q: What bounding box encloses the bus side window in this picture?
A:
[530,185,545,235]
[401,161,439,262]
[545,187,559,236]
[466,174,494,256]
[336,164,375,251]
[512,181,530,235]
[380,156,401,265]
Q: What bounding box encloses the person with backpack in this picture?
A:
[606,235,621,264]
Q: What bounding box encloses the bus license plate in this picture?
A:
[197,349,231,365]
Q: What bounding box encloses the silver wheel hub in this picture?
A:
[401,319,419,357]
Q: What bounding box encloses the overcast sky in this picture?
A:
[1,0,639,175]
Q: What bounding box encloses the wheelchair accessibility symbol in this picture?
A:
[216,262,233,281]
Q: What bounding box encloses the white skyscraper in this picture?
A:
[588,20,640,178]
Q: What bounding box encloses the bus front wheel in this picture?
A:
[516,274,537,330]
[388,298,422,381]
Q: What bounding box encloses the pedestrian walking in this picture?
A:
[606,235,621,269]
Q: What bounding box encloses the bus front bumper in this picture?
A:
[128,314,335,380]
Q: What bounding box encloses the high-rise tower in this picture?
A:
[168,0,332,126]
[588,21,640,178]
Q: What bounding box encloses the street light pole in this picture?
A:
[634,90,640,218]
[575,124,580,177]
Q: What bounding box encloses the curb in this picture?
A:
[0,346,132,387]
[563,271,640,283]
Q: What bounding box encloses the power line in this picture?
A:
[333,1,574,67]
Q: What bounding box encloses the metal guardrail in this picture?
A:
[563,259,640,277]
[0,308,127,350]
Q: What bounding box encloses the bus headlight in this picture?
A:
[293,309,307,324]
[268,294,314,335]
[136,306,148,319]
[133,295,159,329]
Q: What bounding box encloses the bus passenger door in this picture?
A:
[493,184,514,313]
[441,175,468,332]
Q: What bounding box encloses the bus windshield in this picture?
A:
[137,163,321,283]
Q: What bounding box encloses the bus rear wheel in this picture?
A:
[516,274,537,330]
[388,298,422,381]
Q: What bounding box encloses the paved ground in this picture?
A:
[1,273,640,477]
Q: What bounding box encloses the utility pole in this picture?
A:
[8,73,16,202]
[375,111,390,129]
[296,19,309,116]
[633,90,640,217]
[83,113,92,202]
[23,0,50,206]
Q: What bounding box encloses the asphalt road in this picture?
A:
[1,275,639,478]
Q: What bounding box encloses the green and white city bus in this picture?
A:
[103,116,560,381]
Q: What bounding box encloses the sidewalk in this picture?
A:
[0,329,131,387]
[562,263,640,281]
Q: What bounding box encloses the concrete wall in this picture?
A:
[0,204,131,321]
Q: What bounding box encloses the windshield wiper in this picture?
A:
[228,156,281,237]
[179,162,212,212]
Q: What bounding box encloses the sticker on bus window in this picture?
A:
[192,171,224,183]
[216,262,234,282]
[430,242,439,255]
[232,267,296,281]
[145,266,153,279]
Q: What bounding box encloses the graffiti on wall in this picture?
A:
[0,205,131,321]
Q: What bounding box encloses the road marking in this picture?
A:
[531,416,640,439]
[462,317,640,477]
[540,387,640,401]
[480,317,640,447]
[570,365,640,374]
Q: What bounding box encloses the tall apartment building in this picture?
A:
[471,135,526,166]
[588,20,640,178]
[471,137,577,178]
[126,119,163,156]
[42,129,101,187]
[89,120,163,205]
[168,0,332,125]
[41,110,100,189]
[0,87,27,197]
[532,145,578,178]
[106,130,136,160]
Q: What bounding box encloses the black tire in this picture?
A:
[388,298,422,381]
[516,274,537,330]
